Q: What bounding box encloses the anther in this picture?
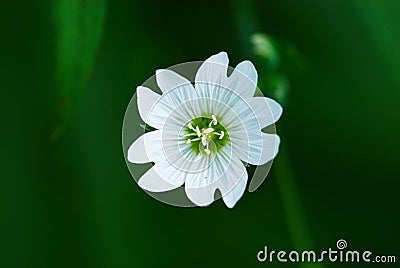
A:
[214,131,225,140]
[212,115,217,125]
[187,122,195,131]
[209,115,218,127]
[219,131,224,140]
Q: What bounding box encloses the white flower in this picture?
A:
[127,52,283,208]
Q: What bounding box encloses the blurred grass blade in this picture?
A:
[52,0,107,141]
[350,0,400,97]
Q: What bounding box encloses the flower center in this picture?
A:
[183,115,229,155]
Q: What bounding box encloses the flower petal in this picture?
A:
[137,140,213,194]
[127,130,166,164]
[195,52,258,99]
[137,86,168,129]
[235,133,280,165]
[195,51,229,85]
[184,147,247,208]
[247,97,283,128]
[127,134,149,164]
[138,164,182,192]
[221,165,248,208]
[139,154,212,193]
[226,60,258,98]
[156,69,193,93]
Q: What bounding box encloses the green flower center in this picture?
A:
[184,115,230,155]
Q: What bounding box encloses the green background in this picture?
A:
[1,0,399,267]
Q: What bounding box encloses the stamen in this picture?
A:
[187,137,200,144]
[187,122,195,131]
[214,131,224,139]
[204,148,211,155]
[219,131,224,140]
[212,115,217,125]
[209,115,218,127]
[195,126,201,137]
[184,133,197,137]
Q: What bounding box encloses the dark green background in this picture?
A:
[2,0,399,267]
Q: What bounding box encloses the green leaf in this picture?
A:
[52,0,107,141]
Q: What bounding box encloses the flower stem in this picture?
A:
[274,143,312,246]
[274,143,325,268]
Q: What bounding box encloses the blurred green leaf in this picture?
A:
[251,33,280,70]
[251,33,306,107]
[350,0,400,97]
[52,0,107,141]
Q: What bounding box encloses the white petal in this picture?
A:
[195,52,259,100]
[235,133,280,165]
[127,134,148,163]
[215,154,247,208]
[195,51,229,85]
[221,165,248,208]
[156,69,193,93]
[184,147,231,207]
[260,133,280,165]
[185,184,215,207]
[226,60,258,98]
[137,86,168,129]
[185,147,247,208]
[138,164,182,192]
[143,130,166,163]
[138,140,214,192]
[267,98,283,122]
[139,153,211,193]
[127,130,166,164]
[146,82,199,127]
[247,97,283,128]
